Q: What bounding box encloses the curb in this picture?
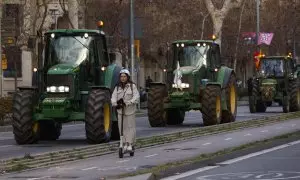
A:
[107,173,155,180]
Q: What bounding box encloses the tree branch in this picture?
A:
[38,0,48,33]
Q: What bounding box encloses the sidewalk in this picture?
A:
[2,118,299,180]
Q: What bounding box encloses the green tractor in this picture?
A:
[248,55,300,113]
[147,40,237,127]
[12,22,122,144]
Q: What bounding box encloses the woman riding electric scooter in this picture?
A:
[111,69,140,158]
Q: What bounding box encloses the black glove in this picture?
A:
[116,104,122,109]
[116,98,125,109]
[117,98,124,105]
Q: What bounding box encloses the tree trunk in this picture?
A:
[212,18,223,47]
[201,13,209,40]
[233,0,246,71]
[68,0,79,29]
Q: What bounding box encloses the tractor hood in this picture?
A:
[173,66,196,75]
[261,78,277,86]
[47,64,78,75]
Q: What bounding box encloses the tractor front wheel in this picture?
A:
[148,85,167,127]
[39,121,62,141]
[85,89,112,144]
[12,91,39,144]
[221,74,237,123]
[202,85,222,126]
[166,109,185,125]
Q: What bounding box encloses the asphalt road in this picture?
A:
[165,138,300,180]
[0,106,283,160]
[1,114,298,180]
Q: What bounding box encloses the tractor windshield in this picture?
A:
[46,36,92,66]
[175,45,210,68]
[259,59,284,77]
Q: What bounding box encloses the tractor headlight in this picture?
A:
[47,86,70,93]
[172,83,190,89]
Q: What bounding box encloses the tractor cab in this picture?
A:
[258,56,295,78]
[169,40,221,90]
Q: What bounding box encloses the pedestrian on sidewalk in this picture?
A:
[111,69,140,152]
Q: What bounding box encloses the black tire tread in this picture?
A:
[85,89,112,144]
[147,85,167,127]
[202,86,222,126]
[12,91,38,144]
[221,74,237,123]
[289,80,300,112]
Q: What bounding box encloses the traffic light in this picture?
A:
[134,40,140,58]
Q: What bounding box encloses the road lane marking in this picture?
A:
[202,143,211,146]
[161,140,300,180]
[82,166,97,171]
[261,130,268,133]
[224,138,232,141]
[27,176,51,180]
[219,139,300,165]
[145,154,158,158]
[117,159,129,163]
[161,166,218,180]
[244,133,252,136]
[0,145,14,148]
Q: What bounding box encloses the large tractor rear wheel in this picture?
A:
[221,74,237,123]
[166,109,185,125]
[85,89,112,144]
[202,85,222,126]
[283,95,290,113]
[249,80,266,113]
[148,85,167,127]
[39,121,62,141]
[12,91,39,144]
[289,80,300,112]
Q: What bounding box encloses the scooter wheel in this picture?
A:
[119,148,123,158]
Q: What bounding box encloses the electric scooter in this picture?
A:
[119,105,134,158]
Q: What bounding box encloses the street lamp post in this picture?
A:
[256,0,260,51]
[130,0,135,83]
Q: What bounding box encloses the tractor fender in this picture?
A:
[100,64,122,93]
[216,66,235,89]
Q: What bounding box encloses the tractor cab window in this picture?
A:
[47,35,92,67]
[175,44,210,69]
[260,59,284,77]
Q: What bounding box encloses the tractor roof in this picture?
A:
[172,40,217,45]
[45,29,104,35]
[262,56,292,60]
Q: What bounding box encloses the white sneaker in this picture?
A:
[124,145,128,151]
[127,145,132,151]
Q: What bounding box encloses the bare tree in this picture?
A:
[233,0,246,71]
[204,0,244,46]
